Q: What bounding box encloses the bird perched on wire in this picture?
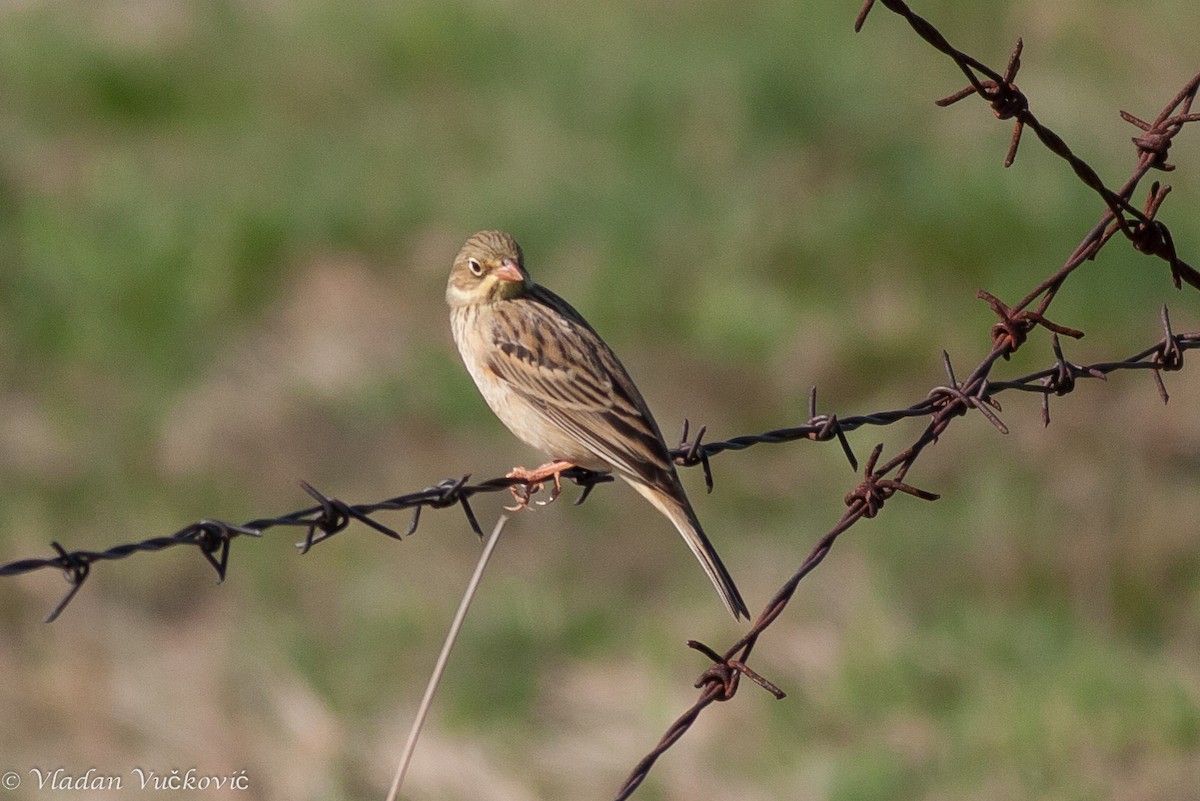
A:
[446,229,749,620]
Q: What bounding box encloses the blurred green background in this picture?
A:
[2,1,1198,799]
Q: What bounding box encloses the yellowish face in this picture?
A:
[446,230,530,307]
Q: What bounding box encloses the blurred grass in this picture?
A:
[1,1,1199,799]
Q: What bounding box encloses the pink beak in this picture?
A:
[493,258,524,283]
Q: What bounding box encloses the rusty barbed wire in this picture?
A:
[609,4,1200,798]
[857,0,1200,300]
[0,3,1197,799]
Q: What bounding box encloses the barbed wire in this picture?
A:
[610,2,1200,797]
[0,1,1197,798]
[3,315,1192,625]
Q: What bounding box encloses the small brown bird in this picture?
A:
[446,230,749,620]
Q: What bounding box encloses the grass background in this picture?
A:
[1,1,1198,799]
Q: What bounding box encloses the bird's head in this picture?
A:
[446,230,530,307]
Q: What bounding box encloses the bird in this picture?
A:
[446,229,749,620]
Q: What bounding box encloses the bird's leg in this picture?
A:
[505,460,575,511]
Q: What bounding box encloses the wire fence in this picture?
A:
[1,1,1198,798]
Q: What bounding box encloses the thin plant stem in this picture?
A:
[384,515,508,801]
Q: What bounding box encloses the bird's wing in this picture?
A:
[484,288,677,489]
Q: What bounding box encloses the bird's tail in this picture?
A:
[624,477,750,620]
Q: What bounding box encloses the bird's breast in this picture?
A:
[451,304,601,467]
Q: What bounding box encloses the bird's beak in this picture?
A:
[493,258,524,283]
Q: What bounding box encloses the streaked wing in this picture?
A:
[484,286,676,488]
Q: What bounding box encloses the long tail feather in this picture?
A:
[624,478,749,620]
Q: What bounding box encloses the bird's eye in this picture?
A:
[467,258,484,277]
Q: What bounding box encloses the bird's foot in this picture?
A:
[504,460,574,511]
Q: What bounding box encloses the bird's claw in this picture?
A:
[504,481,542,512]
[504,462,570,511]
